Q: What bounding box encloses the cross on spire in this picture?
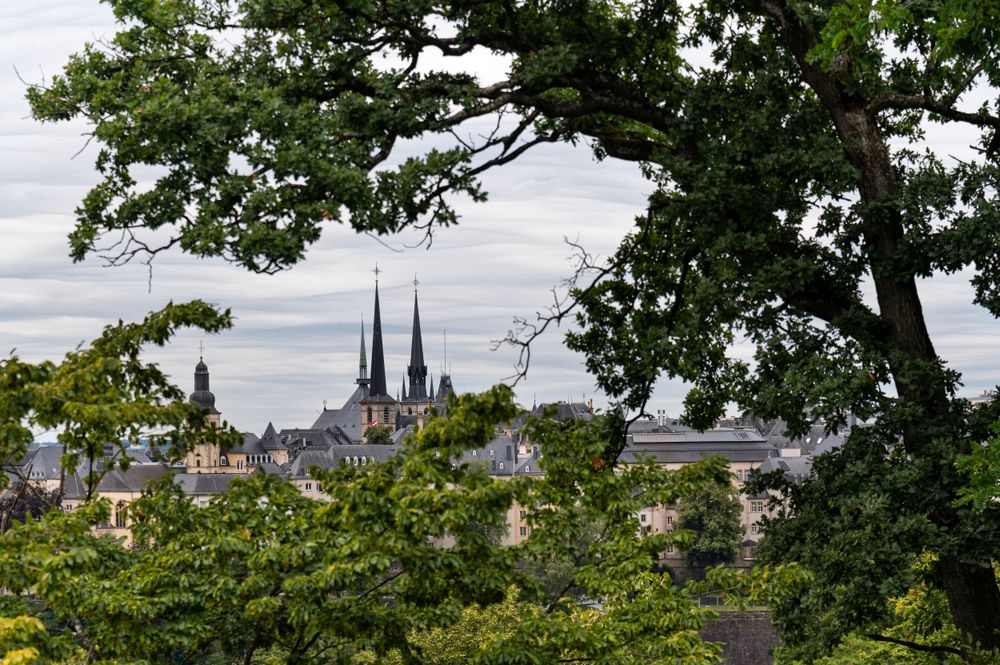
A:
[413,273,419,292]
[198,340,204,360]
[372,263,382,283]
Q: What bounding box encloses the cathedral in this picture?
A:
[304,275,456,443]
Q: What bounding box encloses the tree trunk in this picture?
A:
[939,556,1000,653]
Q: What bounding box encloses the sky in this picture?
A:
[1,2,997,437]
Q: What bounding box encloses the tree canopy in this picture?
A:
[676,481,742,570]
[25,0,1000,658]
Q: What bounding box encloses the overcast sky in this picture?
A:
[2,2,997,437]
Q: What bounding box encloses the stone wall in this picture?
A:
[701,611,779,665]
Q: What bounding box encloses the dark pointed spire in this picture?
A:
[406,277,428,400]
[429,374,435,402]
[401,377,407,400]
[356,317,369,388]
[369,281,388,397]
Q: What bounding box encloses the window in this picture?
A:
[408,407,413,415]
[472,450,477,457]
[353,456,359,466]
[220,456,228,466]
[367,407,373,423]
[305,483,312,491]
[519,526,527,537]
[751,500,766,513]
[114,502,127,529]
[196,457,201,467]
[383,407,390,421]
[361,457,367,466]
[666,516,673,525]
[640,513,647,523]
[489,449,495,457]
[519,510,527,519]
[499,463,504,470]
[751,523,760,534]
[666,543,674,554]
[524,465,530,472]
[316,483,322,492]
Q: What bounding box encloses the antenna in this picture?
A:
[323,399,327,411]
[198,340,204,360]
[443,329,447,374]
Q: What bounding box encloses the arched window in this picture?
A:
[353,456,359,466]
[361,456,367,466]
[114,502,127,528]
[408,407,413,415]
[424,408,429,415]
[195,457,202,467]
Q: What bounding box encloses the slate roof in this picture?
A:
[229,432,266,456]
[758,454,813,481]
[259,423,288,451]
[18,446,64,480]
[173,473,240,495]
[286,444,402,477]
[64,464,172,499]
[310,384,367,442]
[622,429,775,465]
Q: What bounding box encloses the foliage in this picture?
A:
[676,481,742,569]
[0,300,237,500]
[358,587,533,665]
[518,506,604,601]
[29,0,1000,656]
[776,554,994,665]
[363,423,394,445]
[0,368,811,664]
[0,482,62,536]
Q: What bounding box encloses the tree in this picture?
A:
[676,482,742,570]
[28,0,1000,656]
[364,423,394,445]
[2,308,805,663]
[0,481,62,536]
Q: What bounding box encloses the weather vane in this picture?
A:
[199,340,204,360]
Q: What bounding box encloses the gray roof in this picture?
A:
[759,455,813,481]
[173,473,240,495]
[310,384,366,442]
[287,444,402,477]
[64,464,172,499]
[259,423,288,451]
[623,429,775,465]
[229,432,266,456]
[19,446,64,480]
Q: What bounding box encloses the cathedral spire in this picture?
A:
[356,317,369,389]
[406,275,428,400]
[369,280,388,397]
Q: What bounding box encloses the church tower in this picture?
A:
[402,276,433,419]
[360,271,399,439]
[186,353,222,472]
[356,318,369,396]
